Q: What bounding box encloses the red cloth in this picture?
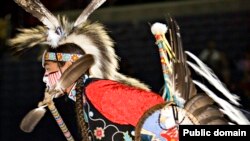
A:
[85,79,165,126]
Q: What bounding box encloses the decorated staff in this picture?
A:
[151,22,177,102]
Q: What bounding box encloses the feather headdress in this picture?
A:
[8,0,150,91]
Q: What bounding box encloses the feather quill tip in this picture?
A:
[151,22,168,35]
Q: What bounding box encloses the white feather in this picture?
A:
[192,80,250,125]
[47,29,61,48]
[151,22,168,35]
[185,52,240,106]
[185,51,219,79]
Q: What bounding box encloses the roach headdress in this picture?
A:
[8,0,150,91]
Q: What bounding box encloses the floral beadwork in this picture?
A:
[85,101,135,141]
[94,127,105,140]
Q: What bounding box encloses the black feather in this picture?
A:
[166,16,197,101]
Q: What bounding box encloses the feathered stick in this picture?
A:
[151,22,173,101]
[20,89,76,141]
[151,22,186,107]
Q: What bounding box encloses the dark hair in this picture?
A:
[47,43,86,66]
[48,43,85,54]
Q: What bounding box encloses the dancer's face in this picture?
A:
[43,61,72,90]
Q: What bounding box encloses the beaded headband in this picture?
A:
[44,52,83,62]
[42,52,83,67]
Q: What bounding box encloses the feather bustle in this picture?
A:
[192,80,250,124]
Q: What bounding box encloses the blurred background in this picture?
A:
[0,0,249,140]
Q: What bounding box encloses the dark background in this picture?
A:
[0,0,249,141]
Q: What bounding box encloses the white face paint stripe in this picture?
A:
[47,71,62,87]
[48,73,54,86]
[51,73,56,86]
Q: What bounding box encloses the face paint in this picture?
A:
[43,71,62,89]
